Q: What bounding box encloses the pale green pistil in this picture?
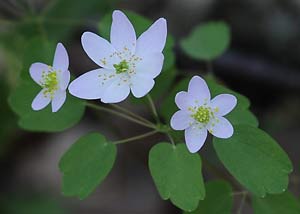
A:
[192,106,211,124]
[42,71,58,98]
[114,60,129,74]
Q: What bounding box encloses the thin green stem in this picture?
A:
[110,103,154,126]
[166,132,176,148]
[86,102,156,129]
[237,191,247,214]
[146,94,160,123]
[113,130,158,144]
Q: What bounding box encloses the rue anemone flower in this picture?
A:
[30,43,70,112]
[170,76,237,153]
[69,10,167,103]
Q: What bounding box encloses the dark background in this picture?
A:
[0,0,299,213]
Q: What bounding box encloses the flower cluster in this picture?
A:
[28,10,237,153]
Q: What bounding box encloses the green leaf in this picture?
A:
[252,191,300,214]
[226,108,259,127]
[213,125,292,196]
[59,133,117,199]
[183,180,233,214]
[99,10,175,71]
[9,80,85,132]
[149,143,205,211]
[181,22,230,61]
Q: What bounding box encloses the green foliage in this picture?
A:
[43,0,116,40]
[1,196,66,214]
[8,38,85,132]
[149,143,205,211]
[213,125,292,196]
[9,80,85,132]
[99,10,176,102]
[160,77,258,128]
[252,191,300,214]
[183,180,233,214]
[59,133,117,199]
[181,22,230,61]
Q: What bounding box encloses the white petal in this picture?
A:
[135,52,164,78]
[31,89,51,111]
[170,110,192,130]
[81,32,120,69]
[175,91,198,111]
[188,76,211,103]
[210,94,237,116]
[185,126,207,153]
[51,90,66,112]
[111,10,136,53]
[53,43,69,71]
[101,78,130,103]
[29,63,49,86]
[68,68,116,100]
[207,116,234,139]
[130,74,155,98]
[135,18,167,56]
[59,70,70,90]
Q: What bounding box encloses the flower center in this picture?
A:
[192,106,211,124]
[42,71,59,98]
[114,60,129,74]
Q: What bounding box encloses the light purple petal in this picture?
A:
[185,126,207,153]
[175,91,198,111]
[135,52,164,78]
[53,43,69,71]
[135,18,167,56]
[59,70,70,90]
[170,110,193,130]
[31,89,51,111]
[81,32,120,69]
[29,62,49,86]
[206,116,234,139]
[51,90,66,112]
[101,78,130,103]
[210,94,237,116]
[130,74,155,98]
[188,76,211,103]
[110,10,136,53]
[68,68,116,100]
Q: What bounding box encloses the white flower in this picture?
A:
[170,76,237,153]
[29,43,70,112]
[68,10,167,103]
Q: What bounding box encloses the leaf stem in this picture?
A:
[86,102,156,129]
[113,130,158,144]
[109,103,154,126]
[166,132,176,148]
[146,94,160,123]
[237,191,247,214]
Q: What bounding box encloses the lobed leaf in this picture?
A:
[149,143,205,211]
[181,22,230,61]
[183,180,233,214]
[213,125,292,196]
[59,133,117,199]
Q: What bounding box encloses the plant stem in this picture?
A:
[109,103,154,126]
[113,130,158,144]
[146,94,160,123]
[237,191,247,214]
[86,102,156,129]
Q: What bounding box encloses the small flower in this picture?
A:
[68,10,167,103]
[29,43,70,112]
[170,76,237,153]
